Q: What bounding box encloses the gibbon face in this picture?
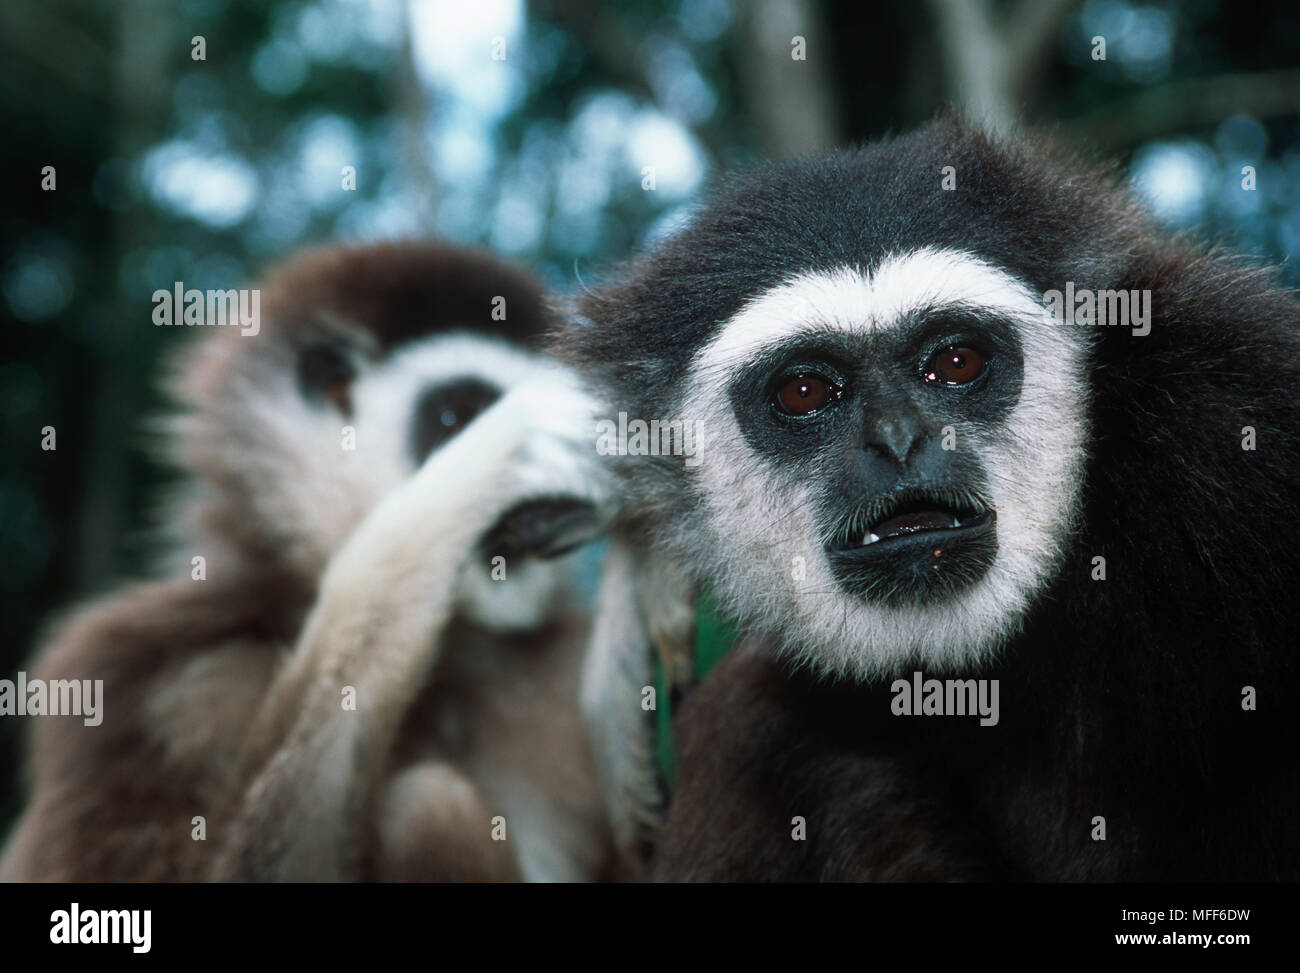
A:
[327,332,582,631]
[682,250,1088,676]
[569,122,1153,678]
[165,242,574,631]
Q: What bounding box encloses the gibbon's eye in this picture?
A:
[409,378,501,463]
[924,347,985,385]
[298,341,357,415]
[774,373,841,416]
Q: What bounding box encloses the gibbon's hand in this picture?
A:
[471,376,616,560]
[319,368,608,606]
[213,367,614,881]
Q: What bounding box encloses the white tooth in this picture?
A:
[866,533,880,545]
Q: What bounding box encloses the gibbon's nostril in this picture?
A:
[409,378,501,464]
[865,415,924,466]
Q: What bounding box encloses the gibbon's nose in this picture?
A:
[864,407,926,467]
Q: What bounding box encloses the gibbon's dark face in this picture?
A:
[571,122,1146,678]
[731,301,1024,608]
[677,253,1086,678]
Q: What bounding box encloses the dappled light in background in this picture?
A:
[115,0,715,276]
[1,0,1298,830]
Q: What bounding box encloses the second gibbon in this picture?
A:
[2,242,616,882]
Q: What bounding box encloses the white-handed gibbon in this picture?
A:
[563,119,1300,881]
[2,241,617,882]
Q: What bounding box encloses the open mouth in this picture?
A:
[833,488,994,550]
[825,487,999,604]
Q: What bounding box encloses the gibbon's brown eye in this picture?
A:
[324,381,351,412]
[298,341,358,415]
[925,347,985,385]
[775,374,839,416]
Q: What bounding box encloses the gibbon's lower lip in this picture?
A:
[825,503,998,602]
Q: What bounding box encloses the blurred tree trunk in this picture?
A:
[76,0,174,593]
[926,0,1076,132]
[397,0,438,229]
[739,0,841,155]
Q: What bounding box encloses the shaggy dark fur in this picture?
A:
[563,119,1300,881]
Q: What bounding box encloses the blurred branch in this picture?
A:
[927,0,1076,132]
[0,0,113,103]
[397,0,438,226]
[1070,67,1300,151]
[545,0,663,107]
